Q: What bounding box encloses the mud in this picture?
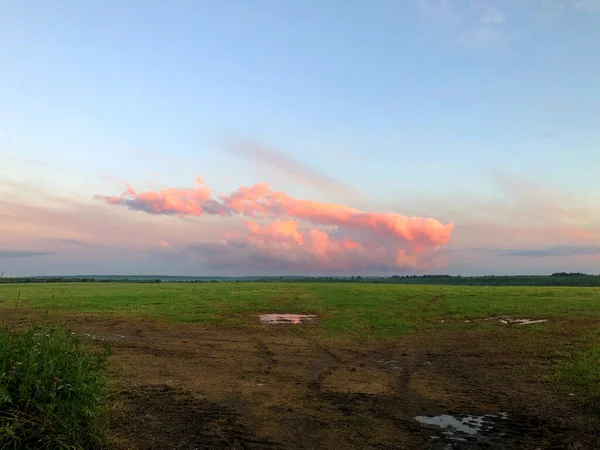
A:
[1,310,597,449]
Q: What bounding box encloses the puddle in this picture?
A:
[465,316,548,326]
[378,360,402,370]
[416,414,494,435]
[416,413,509,447]
[83,333,127,342]
[511,319,548,325]
[259,314,316,324]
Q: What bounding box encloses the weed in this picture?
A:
[0,324,111,449]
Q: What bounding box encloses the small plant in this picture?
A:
[0,324,111,449]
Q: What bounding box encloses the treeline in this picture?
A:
[0,277,163,284]
[262,273,600,287]
[1,273,600,286]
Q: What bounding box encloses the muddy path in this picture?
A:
[2,311,598,449]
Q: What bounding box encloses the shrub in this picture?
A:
[0,325,110,449]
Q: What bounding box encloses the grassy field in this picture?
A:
[1,282,599,336]
[0,282,599,449]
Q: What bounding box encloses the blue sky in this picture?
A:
[1,0,599,276]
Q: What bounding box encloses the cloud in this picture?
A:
[129,148,167,164]
[99,177,455,272]
[458,4,508,51]
[0,181,235,258]
[50,238,93,247]
[415,0,599,53]
[415,0,509,51]
[401,170,598,230]
[451,245,600,258]
[487,171,597,226]
[575,0,600,12]
[537,131,556,140]
[168,220,451,273]
[501,245,600,258]
[2,149,59,170]
[544,99,572,112]
[481,8,506,24]
[0,250,54,259]
[227,140,360,198]
[383,168,600,272]
[458,25,504,49]
[534,0,568,21]
[416,0,461,24]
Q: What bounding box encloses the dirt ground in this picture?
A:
[3,311,599,449]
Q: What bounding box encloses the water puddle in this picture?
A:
[465,316,548,326]
[377,360,402,371]
[511,318,548,325]
[259,314,316,324]
[416,413,509,447]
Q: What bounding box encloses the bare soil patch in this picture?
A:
[1,309,597,449]
[110,384,278,449]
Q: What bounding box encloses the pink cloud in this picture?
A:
[239,220,419,271]
[174,220,453,272]
[99,177,455,271]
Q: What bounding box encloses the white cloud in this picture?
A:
[415,0,461,24]
[575,0,600,12]
[417,0,600,52]
[481,8,506,24]
[415,0,509,51]
[458,25,503,50]
[534,0,568,21]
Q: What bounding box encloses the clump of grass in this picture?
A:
[554,342,600,414]
[0,324,111,449]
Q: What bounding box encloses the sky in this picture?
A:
[1,0,599,277]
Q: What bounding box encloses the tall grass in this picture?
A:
[0,324,110,449]
[554,331,600,414]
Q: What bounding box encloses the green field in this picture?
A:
[1,283,599,448]
[1,282,600,335]
[2,282,599,395]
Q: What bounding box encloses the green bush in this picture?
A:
[0,325,110,449]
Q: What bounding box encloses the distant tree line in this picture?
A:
[1,273,600,287]
[267,274,600,287]
[0,277,162,284]
[550,272,588,277]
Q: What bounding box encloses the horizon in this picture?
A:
[3,272,598,279]
[2,1,599,277]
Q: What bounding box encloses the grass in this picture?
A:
[2,283,599,348]
[553,326,600,413]
[1,283,599,331]
[0,282,599,418]
[0,322,111,449]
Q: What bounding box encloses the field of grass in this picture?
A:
[0,282,599,448]
[1,282,599,337]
